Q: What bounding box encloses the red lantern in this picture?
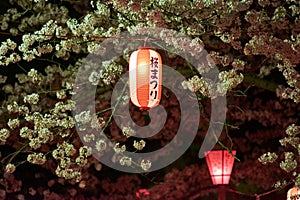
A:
[129,47,162,110]
[205,150,236,185]
[136,189,150,198]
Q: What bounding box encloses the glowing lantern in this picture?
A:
[287,185,300,200]
[129,47,162,110]
[205,150,236,185]
[136,189,150,198]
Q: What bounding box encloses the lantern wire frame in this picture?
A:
[205,150,236,185]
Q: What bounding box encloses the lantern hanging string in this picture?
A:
[143,37,149,47]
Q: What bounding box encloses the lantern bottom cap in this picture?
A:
[139,107,150,111]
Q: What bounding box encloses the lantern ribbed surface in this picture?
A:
[129,47,162,110]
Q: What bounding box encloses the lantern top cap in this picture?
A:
[204,149,236,155]
[138,47,154,50]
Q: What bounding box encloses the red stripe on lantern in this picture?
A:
[136,49,150,108]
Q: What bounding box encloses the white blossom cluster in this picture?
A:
[8,0,69,30]
[0,0,71,64]
[281,87,300,103]
[159,30,205,57]
[4,163,16,174]
[76,146,92,167]
[182,69,243,98]
[133,140,146,151]
[0,75,7,84]
[66,2,112,38]
[74,110,91,125]
[258,152,278,165]
[83,134,95,143]
[111,142,131,167]
[52,142,76,159]
[55,166,81,183]
[7,101,29,115]
[23,93,39,105]
[110,140,152,171]
[0,128,10,143]
[182,75,210,96]
[19,21,58,61]
[88,61,123,86]
[279,60,300,103]
[209,51,231,67]
[52,142,91,182]
[232,59,246,71]
[274,180,288,189]
[286,124,300,136]
[122,126,136,138]
[101,61,123,85]
[119,156,132,166]
[279,124,300,154]
[140,159,151,171]
[90,115,105,130]
[260,123,300,179]
[56,90,67,100]
[27,69,43,84]
[113,142,126,154]
[7,118,20,129]
[95,139,107,152]
[217,69,244,95]
[15,102,75,149]
[0,63,87,181]
[88,71,100,86]
[0,39,20,66]
[295,174,300,189]
[27,152,47,165]
[280,152,297,172]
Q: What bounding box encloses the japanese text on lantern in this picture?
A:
[150,56,159,101]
